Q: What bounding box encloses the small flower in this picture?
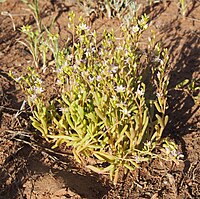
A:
[132,25,140,33]
[112,95,118,101]
[103,60,108,66]
[90,31,96,37]
[90,47,96,53]
[125,57,131,64]
[66,54,73,61]
[116,46,123,51]
[36,78,43,85]
[96,75,102,81]
[115,85,126,93]
[32,86,44,94]
[110,65,118,74]
[89,76,95,82]
[177,152,184,159]
[125,50,129,57]
[116,102,127,108]
[120,107,131,117]
[134,156,140,163]
[59,107,68,113]
[56,79,63,85]
[156,92,163,98]
[154,57,164,65]
[170,149,178,157]
[135,86,144,97]
[15,76,22,82]
[79,23,90,31]
[54,68,63,74]
[85,50,90,57]
[165,146,171,155]
[29,94,37,101]
[145,140,151,147]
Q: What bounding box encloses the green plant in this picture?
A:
[10,12,182,184]
[77,0,141,26]
[18,24,63,70]
[179,0,187,18]
[20,0,41,32]
[175,79,200,105]
[18,25,42,68]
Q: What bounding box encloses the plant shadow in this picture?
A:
[163,26,199,137]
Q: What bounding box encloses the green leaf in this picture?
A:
[73,149,82,164]
[93,92,101,107]
[94,151,116,163]
[33,110,40,119]
[142,115,149,135]
[164,115,169,126]
[77,105,84,121]
[154,101,162,113]
[61,94,70,106]
[31,120,43,134]
[142,108,148,125]
[95,108,110,126]
[155,114,165,129]
[47,134,80,143]
[95,108,104,120]
[40,117,48,135]
[124,163,135,171]
[87,164,114,174]
[59,117,68,129]
[129,160,140,168]
[175,79,189,89]
[52,138,64,149]
[86,112,97,123]
[136,116,149,146]
[115,125,128,147]
[66,112,74,129]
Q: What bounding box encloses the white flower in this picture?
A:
[125,50,129,57]
[135,86,144,97]
[110,65,118,73]
[125,57,131,64]
[29,94,37,101]
[134,156,140,163]
[55,68,63,73]
[120,108,131,116]
[91,47,96,53]
[154,57,164,65]
[56,79,62,85]
[112,96,117,101]
[132,25,140,33]
[156,92,163,98]
[115,85,126,93]
[66,54,73,61]
[59,107,68,113]
[96,75,102,81]
[36,78,43,85]
[145,141,151,147]
[170,149,178,157]
[33,86,44,94]
[89,76,95,82]
[116,46,123,51]
[85,50,90,57]
[79,23,90,31]
[15,76,22,82]
[157,71,161,80]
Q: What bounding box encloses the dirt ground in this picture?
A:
[0,0,200,198]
